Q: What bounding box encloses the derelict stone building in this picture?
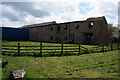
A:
[21,16,109,44]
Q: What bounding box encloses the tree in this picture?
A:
[108,23,119,38]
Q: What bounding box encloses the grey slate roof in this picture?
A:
[21,21,57,28]
[21,16,106,29]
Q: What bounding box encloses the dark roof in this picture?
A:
[57,16,106,25]
[1,27,19,29]
[21,21,57,28]
[1,27,17,28]
[85,16,107,24]
[21,16,107,28]
[1,27,27,30]
[0,27,27,30]
[85,16,104,21]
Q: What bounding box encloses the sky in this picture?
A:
[0,0,119,28]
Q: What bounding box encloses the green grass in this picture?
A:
[2,41,117,56]
[1,50,119,78]
[1,41,119,78]
[2,41,99,56]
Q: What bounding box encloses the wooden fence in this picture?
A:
[89,43,119,53]
[2,43,120,57]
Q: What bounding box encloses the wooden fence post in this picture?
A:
[111,43,113,51]
[102,44,104,53]
[61,43,63,56]
[40,43,42,57]
[117,43,119,50]
[18,43,20,56]
[78,44,80,55]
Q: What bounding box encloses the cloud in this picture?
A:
[79,0,118,26]
[79,2,93,14]
[2,4,26,21]
[2,2,52,17]
[1,0,119,28]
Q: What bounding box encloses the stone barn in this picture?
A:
[21,16,109,44]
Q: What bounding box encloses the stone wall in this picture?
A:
[25,17,109,44]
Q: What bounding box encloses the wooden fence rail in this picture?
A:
[2,43,120,57]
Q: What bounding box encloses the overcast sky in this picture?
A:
[0,0,119,28]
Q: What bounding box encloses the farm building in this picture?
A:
[2,27,29,40]
[21,16,109,44]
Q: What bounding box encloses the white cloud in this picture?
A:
[2,18,23,27]
[2,4,22,21]
[1,0,119,27]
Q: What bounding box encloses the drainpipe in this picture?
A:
[69,23,70,43]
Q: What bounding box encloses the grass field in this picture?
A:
[2,41,98,56]
[2,41,119,57]
[1,50,119,78]
[1,41,119,78]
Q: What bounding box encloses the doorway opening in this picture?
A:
[69,34,74,43]
[82,33,93,44]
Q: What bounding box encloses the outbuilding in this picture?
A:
[2,27,29,40]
